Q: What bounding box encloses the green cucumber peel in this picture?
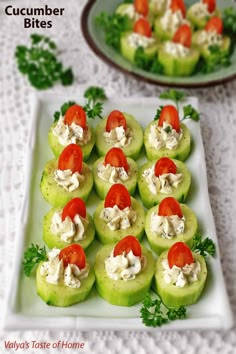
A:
[23,243,47,277]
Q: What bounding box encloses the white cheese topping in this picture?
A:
[51,211,89,243]
[99,205,137,231]
[127,32,155,49]
[197,30,223,47]
[119,4,142,21]
[103,126,133,148]
[164,41,190,57]
[54,169,85,192]
[190,2,210,18]
[162,258,201,288]
[142,165,182,194]
[52,116,91,146]
[148,121,183,150]
[160,9,189,34]
[97,163,129,184]
[150,213,185,239]
[105,250,146,281]
[150,0,171,13]
[40,248,90,288]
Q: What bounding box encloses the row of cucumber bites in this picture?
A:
[102,0,230,76]
[35,101,207,311]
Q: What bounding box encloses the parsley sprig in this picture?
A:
[134,47,163,74]
[53,101,76,122]
[23,244,47,276]
[223,7,236,35]
[154,105,164,120]
[191,233,216,258]
[15,34,74,90]
[182,104,200,121]
[199,45,231,74]
[140,293,186,327]
[83,86,107,119]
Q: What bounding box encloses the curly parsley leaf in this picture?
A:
[160,89,185,109]
[83,86,107,119]
[154,105,164,120]
[23,244,47,276]
[199,45,231,74]
[182,104,200,121]
[191,233,216,258]
[223,7,236,35]
[140,293,187,327]
[134,47,164,74]
[53,101,76,122]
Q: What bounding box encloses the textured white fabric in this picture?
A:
[0,0,236,353]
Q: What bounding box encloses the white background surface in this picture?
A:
[0,0,236,353]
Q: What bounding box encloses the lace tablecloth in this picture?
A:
[0,1,236,353]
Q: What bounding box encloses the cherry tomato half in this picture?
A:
[154,157,177,177]
[158,197,183,218]
[62,198,86,221]
[104,147,129,172]
[134,18,152,37]
[59,244,86,269]
[58,144,83,174]
[105,184,131,210]
[64,104,87,129]
[113,235,142,257]
[173,24,192,48]
[205,16,223,34]
[203,0,216,13]
[158,105,180,133]
[167,242,194,268]
[105,110,127,132]
[170,0,186,17]
[134,0,149,16]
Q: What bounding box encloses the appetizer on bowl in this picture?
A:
[116,0,153,26]
[187,0,221,30]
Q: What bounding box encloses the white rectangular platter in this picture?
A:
[3,94,233,330]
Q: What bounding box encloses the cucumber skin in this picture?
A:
[154,18,174,41]
[94,244,155,306]
[36,262,95,307]
[154,251,207,308]
[93,197,145,244]
[48,123,95,161]
[192,32,231,60]
[144,121,191,162]
[93,156,138,200]
[40,159,93,207]
[43,209,95,250]
[138,159,191,208]
[145,204,198,255]
[95,113,144,159]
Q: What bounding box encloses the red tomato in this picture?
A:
[167,242,194,268]
[105,110,127,132]
[59,244,86,269]
[170,0,186,17]
[158,197,183,218]
[64,104,87,129]
[203,0,216,13]
[104,147,129,172]
[104,184,131,210]
[134,18,152,37]
[58,144,83,173]
[173,24,192,48]
[158,105,180,133]
[154,157,177,177]
[205,16,223,34]
[134,0,149,16]
[62,198,86,221]
[113,235,142,257]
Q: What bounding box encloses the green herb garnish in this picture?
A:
[164,125,172,133]
[223,7,236,35]
[160,89,185,110]
[191,233,216,258]
[83,86,107,119]
[199,45,231,74]
[134,47,163,74]
[182,104,200,121]
[154,105,164,120]
[15,34,74,90]
[53,101,76,122]
[23,244,47,276]
[140,293,187,327]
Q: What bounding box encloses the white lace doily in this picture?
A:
[0,0,236,353]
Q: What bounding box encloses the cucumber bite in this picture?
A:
[95,110,143,159]
[94,236,155,306]
[93,184,145,244]
[40,144,93,207]
[36,245,95,307]
[138,157,191,208]
[48,104,95,161]
[149,0,170,17]
[154,242,207,307]
[145,197,198,255]
[187,1,221,30]
[144,106,191,161]
[93,147,138,200]
[43,198,95,250]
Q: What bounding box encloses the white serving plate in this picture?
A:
[3,94,233,330]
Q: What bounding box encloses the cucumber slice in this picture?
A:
[154,251,207,307]
[138,159,191,208]
[120,31,158,63]
[154,17,174,41]
[95,112,143,159]
[158,44,200,76]
[36,262,95,307]
[145,204,198,255]
[94,244,155,306]
[93,197,145,244]
[43,209,95,250]
[48,123,95,161]
[187,6,221,30]
[192,31,230,60]
[116,4,154,26]
[93,156,138,200]
[40,159,93,207]
[149,0,169,17]
[144,121,191,161]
